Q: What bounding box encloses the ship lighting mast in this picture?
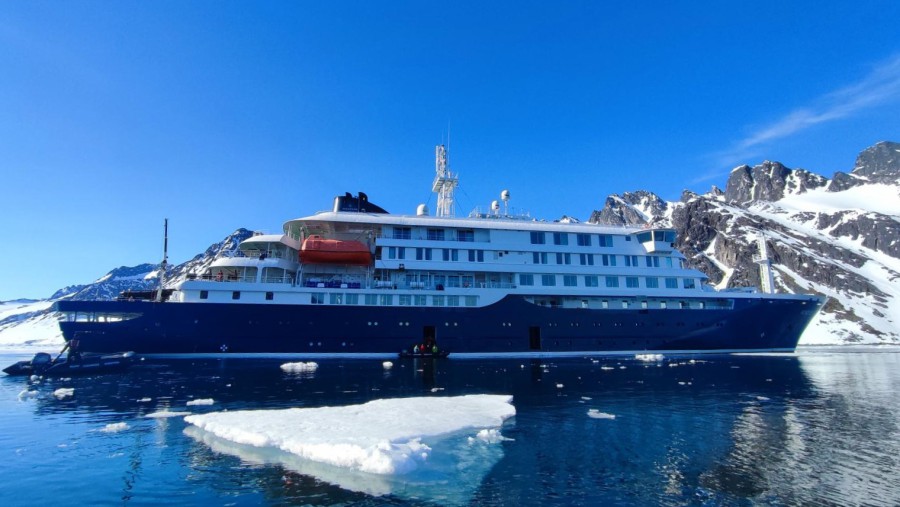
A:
[431,144,458,218]
[753,233,775,294]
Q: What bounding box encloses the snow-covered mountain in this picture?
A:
[590,141,900,345]
[2,142,898,350]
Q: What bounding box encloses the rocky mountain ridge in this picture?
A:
[590,141,900,344]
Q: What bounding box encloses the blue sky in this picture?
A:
[2,1,899,300]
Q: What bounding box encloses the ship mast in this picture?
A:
[155,218,169,302]
[431,144,458,218]
[753,232,775,294]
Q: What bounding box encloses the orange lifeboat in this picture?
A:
[300,235,373,266]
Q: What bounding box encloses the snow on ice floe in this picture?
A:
[17,389,38,400]
[53,388,74,399]
[587,409,616,420]
[280,361,319,373]
[185,394,514,475]
[186,398,214,406]
[382,361,393,369]
[634,354,665,362]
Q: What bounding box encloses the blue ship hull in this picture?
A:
[55,295,823,356]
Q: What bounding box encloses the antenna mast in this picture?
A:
[753,232,775,294]
[155,218,169,302]
[431,144,458,218]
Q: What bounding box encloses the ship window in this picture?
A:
[533,252,548,264]
[330,293,342,304]
[311,293,324,304]
[530,231,546,244]
[626,277,640,288]
[380,295,393,306]
[416,248,423,260]
[598,234,613,247]
[399,295,411,306]
[641,300,648,309]
[680,301,688,309]
[427,228,445,241]
[519,274,534,286]
[393,227,411,239]
[447,276,460,288]
[605,276,619,288]
[624,255,639,267]
[666,257,673,268]
[346,294,359,305]
[584,275,599,287]
[553,232,568,245]
[266,291,274,301]
[622,300,629,308]
[541,274,556,286]
[200,290,208,300]
[465,296,477,306]
[397,248,406,260]
[683,278,696,289]
[458,229,474,242]
[432,295,445,306]
[448,296,460,307]
[576,233,591,246]
[414,295,427,306]
[563,275,577,287]
[646,277,659,289]
[660,301,667,309]
[388,247,396,259]
[601,254,616,266]
[698,301,705,309]
[654,230,666,241]
[665,277,678,289]
[637,231,652,243]
[556,253,571,265]
[374,246,382,260]
[425,248,432,260]
[579,253,594,266]
[232,291,241,300]
[601,300,609,308]
[365,294,378,305]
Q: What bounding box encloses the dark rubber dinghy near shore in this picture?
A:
[3,351,136,376]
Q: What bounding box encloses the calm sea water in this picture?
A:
[2,349,900,506]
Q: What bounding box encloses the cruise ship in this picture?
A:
[55,146,825,356]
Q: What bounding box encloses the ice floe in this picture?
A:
[280,361,319,373]
[634,353,665,361]
[145,410,192,418]
[587,409,616,420]
[53,388,74,399]
[186,398,215,406]
[100,422,129,433]
[382,361,393,369]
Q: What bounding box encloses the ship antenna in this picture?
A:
[155,218,169,302]
[431,144,459,217]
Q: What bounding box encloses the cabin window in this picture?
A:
[598,234,613,247]
[665,277,678,289]
[680,301,689,309]
[553,232,568,245]
[457,229,474,242]
[641,300,648,309]
[605,276,619,288]
[380,295,393,306]
[330,293,342,304]
[660,301,667,309]
[621,300,629,309]
[602,254,616,266]
[465,296,477,306]
[579,253,594,266]
[266,291,274,301]
[563,275,577,287]
[399,295,411,306]
[576,233,591,246]
[637,231,652,243]
[414,295,427,306]
[448,296,460,307]
[346,294,359,305]
[388,247,396,259]
[541,274,556,286]
[232,291,241,300]
[584,275,599,287]
[626,277,640,288]
[199,290,208,300]
[624,255,639,267]
[519,274,534,286]
[432,295,445,306]
[427,228,445,241]
[601,300,609,308]
[365,294,378,305]
[311,293,324,304]
[530,231,546,244]
[392,227,411,240]
[645,277,659,289]
[556,253,571,265]
[683,278,696,289]
[533,252,548,264]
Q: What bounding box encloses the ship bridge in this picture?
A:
[633,228,677,253]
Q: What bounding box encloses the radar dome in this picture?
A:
[416,204,429,216]
[501,190,510,201]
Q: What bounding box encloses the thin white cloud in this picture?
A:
[695,53,900,184]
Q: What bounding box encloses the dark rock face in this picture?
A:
[724,162,827,205]
[588,191,667,226]
[852,141,900,183]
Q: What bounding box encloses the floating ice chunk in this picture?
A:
[468,428,512,444]
[145,410,192,418]
[185,394,515,476]
[587,409,616,420]
[281,361,319,373]
[18,389,38,400]
[581,396,592,400]
[634,354,664,362]
[100,422,129,433]
[431,387,444,392]
[53,388,74,399]
[137,397,152,403]
[382,361,393,369]
[556,383,564,389]
[600,366,614,371]
[29,375,41,382]
[187,398,215,406]
[756,396,770,401]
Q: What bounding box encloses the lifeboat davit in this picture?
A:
[301,235,373,265]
